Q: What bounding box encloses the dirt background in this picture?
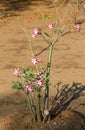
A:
[0,0,85,130]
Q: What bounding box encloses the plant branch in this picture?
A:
[19,17,35,57]
[35,29,70,56]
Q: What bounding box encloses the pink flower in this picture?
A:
[55,99,61,105]
[53,122,58,125]
[32,28,41,38]
[13,67,19,76]
[48,23,54,29]
[36,80,43,86]
[32,33,36,38]
[30,58,37,64]
[75,24,80,32]
[30,58,41,65]
[24,82,33,92]
[27,87,33,92]
[44,109,49,116]
[36,58,41,62]
[13,67,24,77]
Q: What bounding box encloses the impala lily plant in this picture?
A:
[12,10,81,122]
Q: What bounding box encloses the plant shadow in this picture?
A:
[0,0,48,19]
[50,82,85,121]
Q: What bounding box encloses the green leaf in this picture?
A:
[12,81,23,90]
[40,13,45,20]
[48,15,53,19]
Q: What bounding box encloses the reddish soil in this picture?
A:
[0,0,85,130]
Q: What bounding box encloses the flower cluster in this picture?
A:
[37,70,44,79]
[35,69,44,87]
[13,57,45,93]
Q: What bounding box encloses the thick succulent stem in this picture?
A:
[35,91,42,122]
[27,94,37,122]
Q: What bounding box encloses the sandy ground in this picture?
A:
[0,0,85,130]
